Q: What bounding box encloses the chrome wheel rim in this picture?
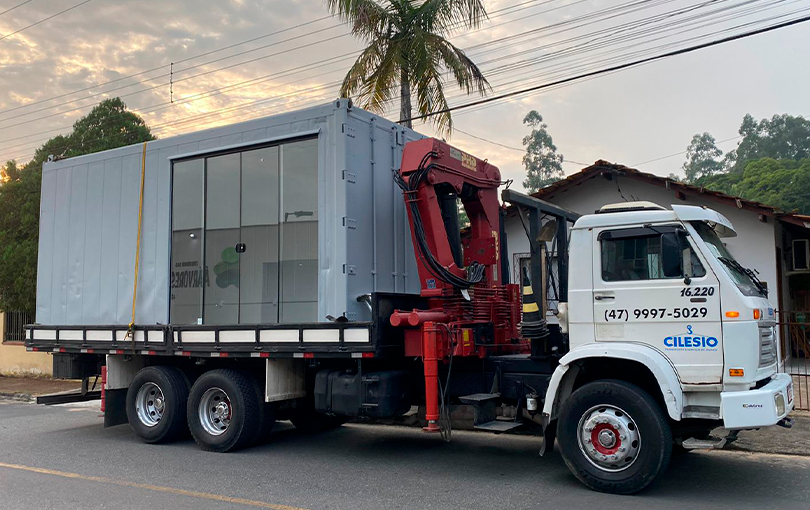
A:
[135,382,165,427]
[577,404,640,472]
[199,387,231,436]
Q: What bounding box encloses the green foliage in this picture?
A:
[522,110,563,193]
[682,113,810,214]
[693,171,741,195]
[683,132,724,182]
[730,114,810,173]
[0,161,41,314]
[732,158,810,214]
[328,0,490,135]
[0,98,154,314]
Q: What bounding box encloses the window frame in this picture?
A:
[168,135,318,325]
[598,224,705,283]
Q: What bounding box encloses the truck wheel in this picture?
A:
[187,369,261,452]
[126,366,190,444]
[557,379,672,494]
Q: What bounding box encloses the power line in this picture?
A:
[454,127,590,166]
[3,2,803,161]
[0,14,337,116]
[0,0,92,42]
[0,0,35,17]
[3,7,796,162]
[0,0,553,119]
[402,14,810,124]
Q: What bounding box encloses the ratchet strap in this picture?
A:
[126,141,147,347]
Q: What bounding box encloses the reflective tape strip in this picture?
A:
[59,330,83,341]
[87,330,114,342]
[302,330,339,343]
[219,331,255,343]
[523,302,540,313]
[179,331,215,343]
[259,330,299,343]
[344,329,371,343]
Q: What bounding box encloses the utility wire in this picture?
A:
[4,2,798,160]
[0,0,92,42]
[0,0,35,17]
[401,14,810,124]
[0,0,553,118]
[455,126,590,166]
[0,0,758,150]
[0,14,337,115]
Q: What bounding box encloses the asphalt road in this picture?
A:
[1,399,808,510]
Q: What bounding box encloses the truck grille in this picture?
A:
[758,325,777,368]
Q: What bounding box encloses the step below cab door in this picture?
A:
[592,224,723,384]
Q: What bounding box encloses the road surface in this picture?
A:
[0,399,808,509]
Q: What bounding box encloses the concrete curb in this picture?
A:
[0,392,34,403]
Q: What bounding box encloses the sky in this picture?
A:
[1,0,809,191]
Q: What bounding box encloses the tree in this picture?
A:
[682,132,723,182]
[522,110,563,193]
[328,0,489,135]
[732,158,810,214]
[0,161,41,314]
[730,114,810,173]
[0,98,154,315]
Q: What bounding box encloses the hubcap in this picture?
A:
[135,382,165,427]
[577,404,640,472]
[199,387,232,436]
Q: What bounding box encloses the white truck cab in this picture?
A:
[547,201,793,434]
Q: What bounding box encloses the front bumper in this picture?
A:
[721,373,794,430]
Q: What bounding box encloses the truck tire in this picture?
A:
[187,369,261,452]
[557,379,672,494]
[126,366,190,444]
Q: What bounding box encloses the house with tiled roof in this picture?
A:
[505,161,810,366]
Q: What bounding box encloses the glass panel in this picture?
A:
[170,159,204,324]
[204,153,240,324]
[280,139,319,322]
[240,147,280,324]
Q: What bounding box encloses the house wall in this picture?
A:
[505,174,783,325]
[0,312,52,376]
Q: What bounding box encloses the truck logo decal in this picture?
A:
[663,324,718,350]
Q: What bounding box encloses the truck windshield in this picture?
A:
[691,221,767,297]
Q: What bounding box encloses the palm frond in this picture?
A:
[327,0,391,39]
[417,0,487,35]
[413,53,452,135]
[427,33,489,95]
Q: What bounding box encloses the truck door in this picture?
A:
[592,224,723,384]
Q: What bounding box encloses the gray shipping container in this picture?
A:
[36,100,422,326]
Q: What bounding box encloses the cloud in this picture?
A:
[0,0,807,188]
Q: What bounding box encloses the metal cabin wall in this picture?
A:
[36,101,420,326]
[340,109,422,321]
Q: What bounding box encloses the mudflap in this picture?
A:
[540,419,557,456]
[103,388,128,427]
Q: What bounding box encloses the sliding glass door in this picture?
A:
[169,138,317,325]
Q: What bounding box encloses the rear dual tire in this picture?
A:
[126,366,190,444]
[187,369,267,452]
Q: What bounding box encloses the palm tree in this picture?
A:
[328,0,490,135]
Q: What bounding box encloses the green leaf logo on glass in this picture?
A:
[214,247,239,289]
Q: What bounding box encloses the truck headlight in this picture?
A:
[775,393,786,416]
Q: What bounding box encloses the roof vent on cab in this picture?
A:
[595,201,666,214]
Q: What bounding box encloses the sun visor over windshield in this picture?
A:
[672,204,737,238]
